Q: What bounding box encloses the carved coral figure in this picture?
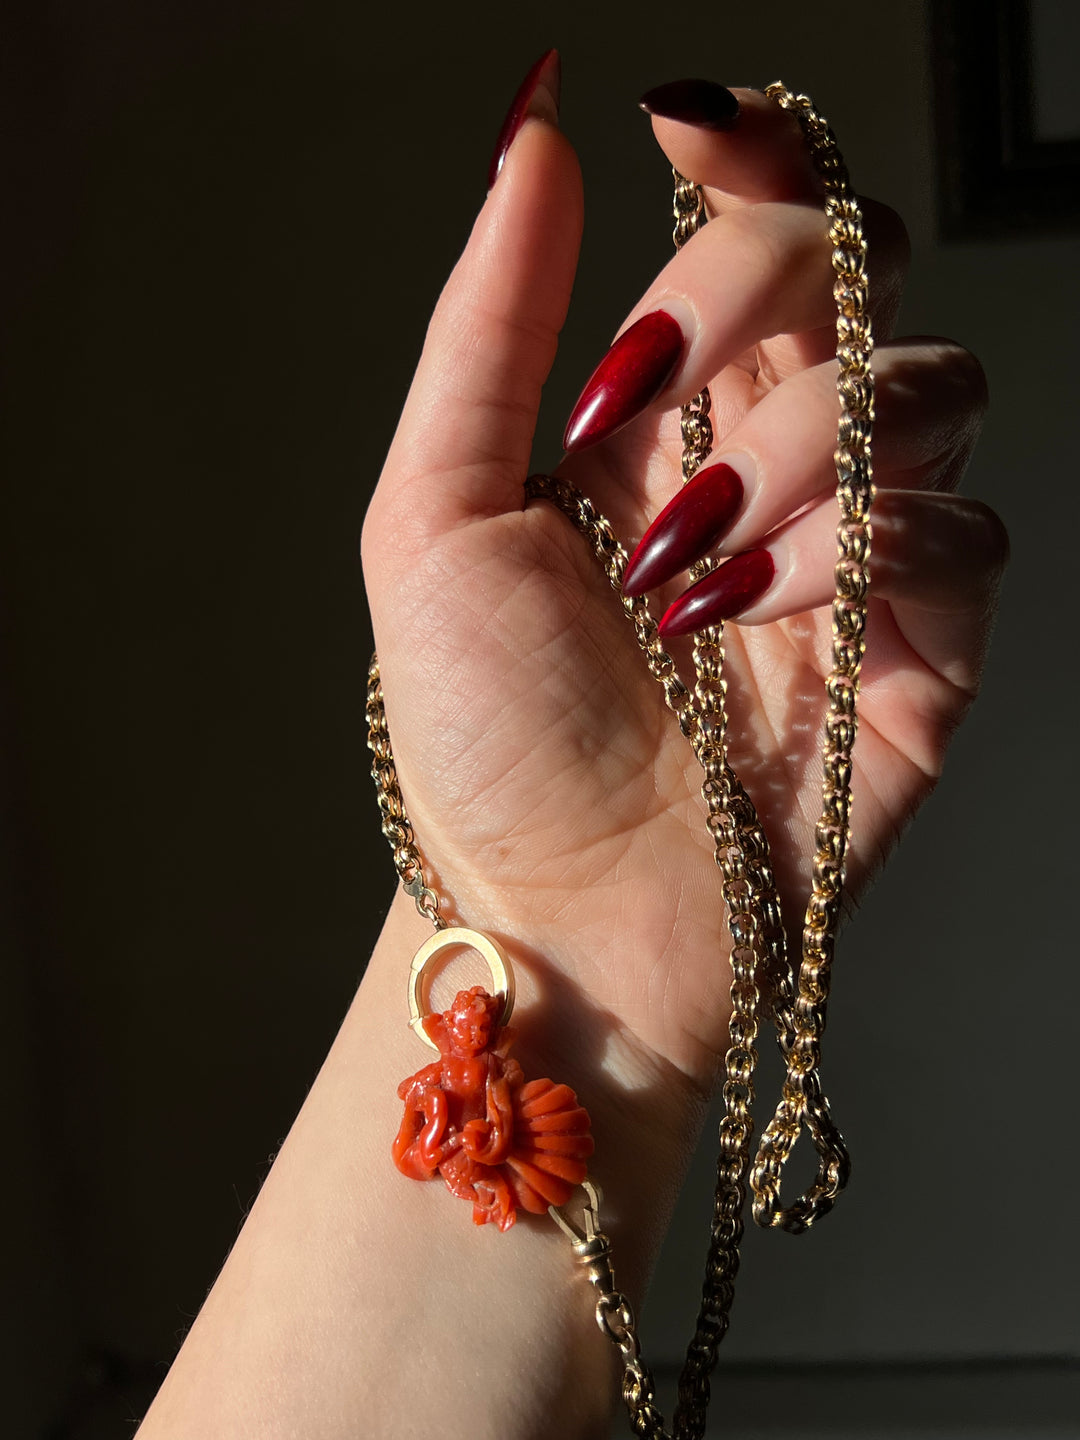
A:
[393,986,593,1230]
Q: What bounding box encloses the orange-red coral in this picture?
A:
[393,987,593,1230]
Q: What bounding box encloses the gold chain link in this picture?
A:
[366,84,873,1440]
[365,654,448,931]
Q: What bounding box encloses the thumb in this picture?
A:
[366,56,583,563]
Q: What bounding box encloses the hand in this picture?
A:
[361,69,1005,1116]
[136,68,1009,1440]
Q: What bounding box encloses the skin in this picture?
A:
[137,87,1006,1439]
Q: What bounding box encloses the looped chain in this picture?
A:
[750,82,874,1234]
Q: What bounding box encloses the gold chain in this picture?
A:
[752,81,874,1233]
[366,84,873,1440]
[365,657,448,931]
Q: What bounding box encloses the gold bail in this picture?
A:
[407,926,516,1050]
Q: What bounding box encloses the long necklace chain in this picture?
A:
[366,83,874,1440]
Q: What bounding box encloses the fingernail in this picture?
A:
[638,79,740,132]
[622,460,745,596]
[488,49,561,191]
[657,548,774,636]
[563,310,685,454]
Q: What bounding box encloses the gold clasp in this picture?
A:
[548,1178,604,1245]
[550,1181,618,1313]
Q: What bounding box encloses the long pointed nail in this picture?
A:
[638,79,740,131]
[562,310,685,454]
[657,548,775,636]
[488,49,561,191]
[622,461,745,596]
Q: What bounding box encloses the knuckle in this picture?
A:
[946,343,990,417]
[963,498,1010,576]
[716,201,788,277]
[863,197,911,268]
[880,336,990,436]
[907,339,989,420]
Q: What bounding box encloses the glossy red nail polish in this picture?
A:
[488,49,561,191]
[638,79,740,131]
[622,462,744,596]
[563,311,685,453]
[657,548,775,636]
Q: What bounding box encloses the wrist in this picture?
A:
[375,889,708,1299]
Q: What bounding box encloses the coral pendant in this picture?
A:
[393,986,594,1231]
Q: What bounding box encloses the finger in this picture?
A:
[646,85,910,350]
[562,203,833,454]
[647,87,907,322]
[562,199,910,453]
[726,338,988,529]
[758,197,909,373]
[658,489,1008,694]
[366,71,583,569]
[642,85,821,206]
[622,338,989,594]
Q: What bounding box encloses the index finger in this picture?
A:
[641,83,821,208]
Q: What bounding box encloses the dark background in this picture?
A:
[4,2,1078,1436]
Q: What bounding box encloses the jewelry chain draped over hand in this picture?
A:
[366,83,874,1440]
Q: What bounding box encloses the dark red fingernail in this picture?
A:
[657,548,774,636]
[638,79,740,132]
[488,49,561,191]
[563,311,685,454]
[622,461,745,596]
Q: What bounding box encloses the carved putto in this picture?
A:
[393,986,593,1230]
